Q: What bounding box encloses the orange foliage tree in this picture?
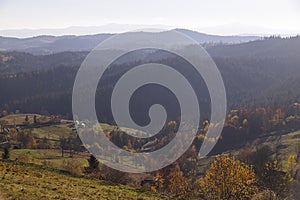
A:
[199,154,258,200]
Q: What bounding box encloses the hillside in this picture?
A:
[0,113,169,199]
[1,36,300,118]
[230,130,300,168]
[0,161,169,200]
[176,29,259,44]
[0,29,259,55]
[0,51,87,74]
[207,36,300,58]
[1,108,300,199]
[0,34,112,55]
[0,34,300,199]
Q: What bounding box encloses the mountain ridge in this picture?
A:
[0,29,261,55]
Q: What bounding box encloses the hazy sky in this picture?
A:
[0,0,299,35]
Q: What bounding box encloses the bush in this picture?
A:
[61,160,83,176]
[16,153,33,163]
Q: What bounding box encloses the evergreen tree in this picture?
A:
[88,154,99,170]
[2,147,9,160]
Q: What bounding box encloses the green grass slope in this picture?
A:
[0,161,169,200]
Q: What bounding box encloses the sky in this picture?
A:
[0,0,300,36]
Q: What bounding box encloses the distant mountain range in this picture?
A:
[2,23,299,38]
[0,24,174,38]
[0,29,261,55]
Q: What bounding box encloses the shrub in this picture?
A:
[61,160,83,176]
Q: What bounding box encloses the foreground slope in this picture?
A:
[0,161,169,200]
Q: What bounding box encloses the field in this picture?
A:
[0,114,74,143]
[0,161,169,200]
[9,149,89,171]
[31,124,74,140]
[276,130,300,169]
[231,130,300,172]
[1,114,144,139]
[258,130,300,163]
[1,114,44,125]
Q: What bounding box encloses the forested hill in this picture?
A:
[1,35,299,74]
[207,36,300,58]
[0,34,112,55]
[0,51,87,74]
[0,36,300,118]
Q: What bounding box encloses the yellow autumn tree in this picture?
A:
[158,162,191,198]
[166,171,189,198]
[199,154,258,200]
[287,154,297,178]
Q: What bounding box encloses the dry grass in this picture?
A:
[0,161,169,200]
